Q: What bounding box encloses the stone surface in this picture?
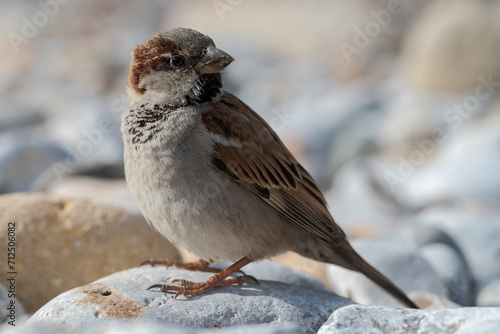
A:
[477,278,500,307]
[326,241,446,308]
[419,204,500,291]
[318,304,500,334]
[14,322,303,334]
[401,0,500,93]
[397,116,500,209]
[27,266,354,334]
[0,193,180,313]
[375,222,457,249]
[325,159,403,238]
[419,243,472,306]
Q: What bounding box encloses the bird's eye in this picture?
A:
[170,56,185,67]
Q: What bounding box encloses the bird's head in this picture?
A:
[127,27,233,108]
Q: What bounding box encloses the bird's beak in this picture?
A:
[197,45,234,74]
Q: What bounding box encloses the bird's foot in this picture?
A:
[148,274,258,298]
[146,256,258,298]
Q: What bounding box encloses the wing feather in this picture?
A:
[202,92,346,243]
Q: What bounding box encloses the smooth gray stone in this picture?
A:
[18,321,304,334]
[27,267,354,334]
[419,243,473,306]
[318,304,500,334]
[419,206,500,291]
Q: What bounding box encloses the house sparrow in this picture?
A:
[121,27,418,308]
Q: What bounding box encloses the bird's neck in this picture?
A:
[127,73,224,110]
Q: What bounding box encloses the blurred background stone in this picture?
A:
[401,0,500,93]
[44,175,138,212]
[418,204,500,299]
[419,243,473,306]
[0,193,180,313]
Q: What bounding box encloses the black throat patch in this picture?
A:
[188,73,223,105]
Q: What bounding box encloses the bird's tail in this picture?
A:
[338,246,419,309]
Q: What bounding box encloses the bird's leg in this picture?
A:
[140,258,220,273]
[147,256,258,298]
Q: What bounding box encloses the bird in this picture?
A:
[121,27,418,309]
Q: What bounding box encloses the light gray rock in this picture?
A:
[375,223,461,252]
[326,241,446,307]
[376,90,447,156]
[27,266,354,334]
[419,205,500,291]
[318,304,500,334]
[18,321,303,334]
[397,114,500,210]
[325,159,404,238]
[477,278,500,307]
[419,243,473,306]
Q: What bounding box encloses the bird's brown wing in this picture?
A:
[202,92,419,309]
[202,92,346,243]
